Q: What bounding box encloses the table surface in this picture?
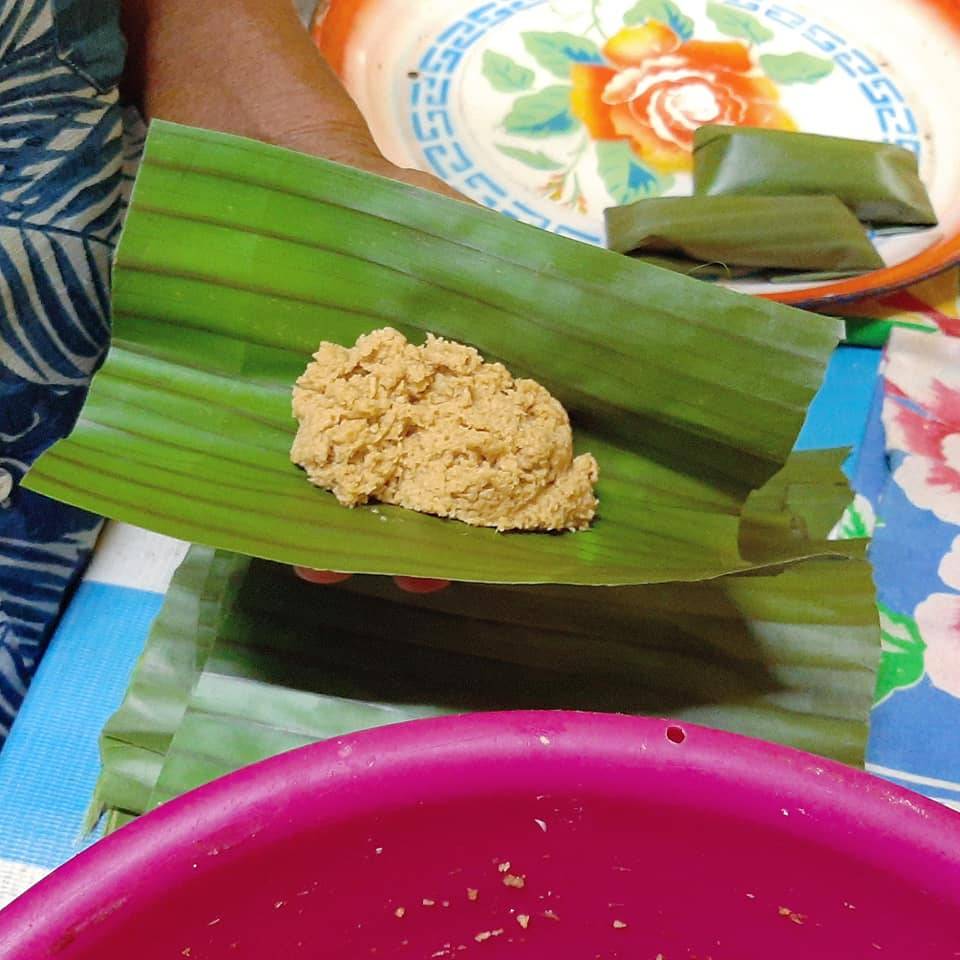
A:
[0,345,892,906]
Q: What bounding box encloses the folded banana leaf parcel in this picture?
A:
[88,449,879,830]
[604,195,884,273]
[25,120,851,587]
[693,125,937,227]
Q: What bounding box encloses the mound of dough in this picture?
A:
[290,328,598,532]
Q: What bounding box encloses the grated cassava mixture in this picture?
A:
[290,328,598,532]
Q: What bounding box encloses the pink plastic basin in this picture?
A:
[2,712,960,959]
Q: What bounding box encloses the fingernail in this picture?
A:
[294,567,353,585]
[394,577,451,595]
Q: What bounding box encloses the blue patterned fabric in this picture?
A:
[852,329,960,807]
[0,0,124,740]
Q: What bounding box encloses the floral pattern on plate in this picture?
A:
[407,0,921,223]
[485,0,819,215]
[479,2,839,210]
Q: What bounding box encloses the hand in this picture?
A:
[121,0,466,202]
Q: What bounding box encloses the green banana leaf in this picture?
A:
[84,547,242,827]
[693,125,937,227]
[25,121,845,586]
[88,451,879,828]
[604,196,884,272]
[738,448,860,564]
[629,258,866,287]
[768,270,872,285]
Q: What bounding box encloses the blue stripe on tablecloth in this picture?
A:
[0,582,161,868]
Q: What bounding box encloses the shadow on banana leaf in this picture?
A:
[91,451,878,827]
[222,545,873,723]
[219,448,870,722]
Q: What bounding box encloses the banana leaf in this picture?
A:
[88,450,879,828]
[84,547,242,827]
[25,121,845,586]
[737,448,860,564]
[604,196,884,272]
[768,270,870,285]
[152,550,879,808]
[632,258,866,287]
[693,126,937,227]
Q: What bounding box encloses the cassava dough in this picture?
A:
[290,328,598,532]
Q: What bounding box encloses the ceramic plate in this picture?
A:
[315,0,960,305]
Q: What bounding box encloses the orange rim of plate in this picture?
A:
[314,0,960,307]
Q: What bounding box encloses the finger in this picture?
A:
[393,576,452,595]
[294,567,353,585]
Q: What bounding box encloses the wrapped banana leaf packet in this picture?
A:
[693,125,937,227]
[604,195,884,273]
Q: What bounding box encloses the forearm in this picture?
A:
[120,0,384,166]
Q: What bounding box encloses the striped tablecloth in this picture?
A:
[0,525,186,907]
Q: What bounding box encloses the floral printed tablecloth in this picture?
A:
[828,270,960,806]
